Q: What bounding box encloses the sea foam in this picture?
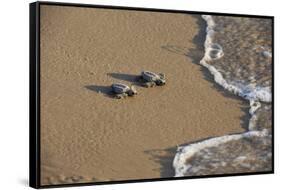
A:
[173,129,269,177]
[172,15,272,177]
[200,15,271,103]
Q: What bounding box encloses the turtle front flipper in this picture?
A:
[159,73,165,79]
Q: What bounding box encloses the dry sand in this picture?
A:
[40,5,249,185]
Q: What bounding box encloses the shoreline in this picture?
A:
[40,6,249,185]
[173,15,272,177]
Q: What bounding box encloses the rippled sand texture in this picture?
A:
[40,5,250,185]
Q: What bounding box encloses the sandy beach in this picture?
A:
[40,5,249,185]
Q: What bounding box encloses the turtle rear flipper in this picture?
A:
[115,93,127,99]
[144,82,155,88]
[115,94,123,99]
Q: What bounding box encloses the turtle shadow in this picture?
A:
[85,85,115,98]
[107,72,144,87]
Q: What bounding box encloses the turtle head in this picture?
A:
[156,73,166,86]
[127,85,137,96]
[156,79,166,86]
[155,73,166,86]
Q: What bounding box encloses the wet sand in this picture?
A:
[40,5,249,185]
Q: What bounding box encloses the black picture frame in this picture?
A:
[29,1,274,189]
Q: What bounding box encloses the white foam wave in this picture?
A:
[172,15,272,177]
[173,129,269,177]
[200,15,272,103]
[200,15,271,130]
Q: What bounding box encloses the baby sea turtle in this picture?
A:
[111,83,137,99]
[139,71,166,87]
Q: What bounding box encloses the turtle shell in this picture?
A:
[141,71,159,82]
[112,83,130,94]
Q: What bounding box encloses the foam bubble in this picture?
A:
[206,43,224,60]
[262,51,272,58]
